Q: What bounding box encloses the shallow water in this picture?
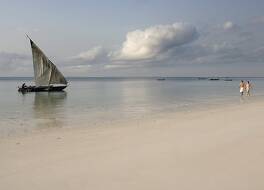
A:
[0,77,264,137]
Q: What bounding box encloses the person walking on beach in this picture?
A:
[239,80,245,96]
[246,81,252,96]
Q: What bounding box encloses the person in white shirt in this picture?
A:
[239,80,245,96]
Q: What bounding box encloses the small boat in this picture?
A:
[157,78,166,81]
[198,77,208,80]
[18,36,68,92]
[209,78,220,81]
[18,85,67,93]
[224,78,233,81]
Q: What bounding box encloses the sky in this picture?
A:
[1,0,264,77]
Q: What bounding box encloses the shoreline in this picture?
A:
[1,93,263,139]
[1,99,264,189]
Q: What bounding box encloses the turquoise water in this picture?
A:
[1,77,264,137]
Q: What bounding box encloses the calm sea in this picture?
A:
[1,77,264,137]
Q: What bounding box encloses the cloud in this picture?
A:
[251,16,264,24]
[223,21,237,31]
[48,20,264,76]
[104,64,133,69]
[0,52,31,75]
[67,22,199,72]
[71,46,107,62]
[111,22,198,61]
[62,65,92,76]
[63,46,109,75]
[172,19,264,66]
[3,19,264,77]
[0,52,29,62]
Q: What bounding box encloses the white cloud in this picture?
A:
[104,64,132,69]
[111,22,198,61]
[223,21,236,30]
[71,46,106,62]
[0,52,31,75]
[174,19,264,66]
[251,16,264,24]
[3,20,264,77]
[62,65,92,76]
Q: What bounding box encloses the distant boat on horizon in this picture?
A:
[209,77,220,81]
[157,78,166,81]
[18,36,68,92]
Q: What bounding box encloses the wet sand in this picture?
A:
[0,100,264,190]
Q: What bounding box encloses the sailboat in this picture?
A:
[18,36,68,92]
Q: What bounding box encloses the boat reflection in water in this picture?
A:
[33,91,67,129]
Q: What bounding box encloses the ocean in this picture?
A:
[1,77,264,137]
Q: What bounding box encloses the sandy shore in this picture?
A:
[0,100,264,190]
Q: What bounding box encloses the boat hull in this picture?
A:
[18,85,67,93]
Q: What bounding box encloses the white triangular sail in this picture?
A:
[29,39,67,86]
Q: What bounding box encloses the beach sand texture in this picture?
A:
[0,101,264,190]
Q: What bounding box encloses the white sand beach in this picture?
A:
[0,100,264,190]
